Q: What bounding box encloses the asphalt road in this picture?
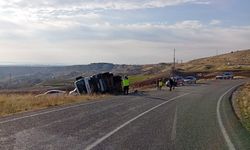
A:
[0,80,250,150]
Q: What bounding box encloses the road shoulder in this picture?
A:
[220,84,250,150]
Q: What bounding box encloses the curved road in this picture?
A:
[0,80,250,150]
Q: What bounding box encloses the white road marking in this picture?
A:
[85,93,190,150]
[0,100,107,124]
[171,106,178,141]
[216,83,244,150]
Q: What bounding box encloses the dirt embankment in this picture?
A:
[232,82,250,132]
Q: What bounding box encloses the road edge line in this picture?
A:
[216,83,244,150]
[85,93,190,150]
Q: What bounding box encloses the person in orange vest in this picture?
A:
[122,76,130,95]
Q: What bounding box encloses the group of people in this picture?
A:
[157,78,176,91]
[122,76,176,95]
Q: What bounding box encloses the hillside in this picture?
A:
[0,49,249,92]
[0,63,172,91]
[180,49,250,72]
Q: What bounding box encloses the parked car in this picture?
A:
[69,88,78,96]
[166,80,170,87]
[174,76,185,86]
[184,76,197,84]
[36,90,67,97]
[216,72,234,79]
[166,76,184,87]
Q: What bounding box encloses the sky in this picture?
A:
[0,0,250,65]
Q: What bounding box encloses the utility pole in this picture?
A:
[172,48,176,77]
[9,73,12,88]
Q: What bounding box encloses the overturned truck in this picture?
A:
[74,72,123,95]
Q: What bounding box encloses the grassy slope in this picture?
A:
[129,74,157,84]
[179,49,250,72]
[127,50,250,86]
[0,94,106,117]
[236,83,250,131]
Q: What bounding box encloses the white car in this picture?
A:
[36,90,67,97]
[216,72,234,79]
[69,88,78,96]
[184,76,197,84]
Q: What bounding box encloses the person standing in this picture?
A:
[122,76,130,95]
[169,78,174,91]
[158,79,163,90]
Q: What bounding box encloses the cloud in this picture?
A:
[0,0,249,65]
[210,19,221,25]
[0,0,211,38]
[1,18,250,64]
[1,0,211,10]
[0,0,211,30]
[169,20,203,29]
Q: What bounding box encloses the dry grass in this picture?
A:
[236,82,250,131]
[179,49,250,72]
[233,76,248,79]
[0,94,107,117]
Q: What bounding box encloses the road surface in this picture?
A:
[0,80,250,150]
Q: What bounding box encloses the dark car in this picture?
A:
[184,76,197,84]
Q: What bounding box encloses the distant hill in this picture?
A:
[0,49,249,91]
[179,49,250,72]
[0,63,172,90]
